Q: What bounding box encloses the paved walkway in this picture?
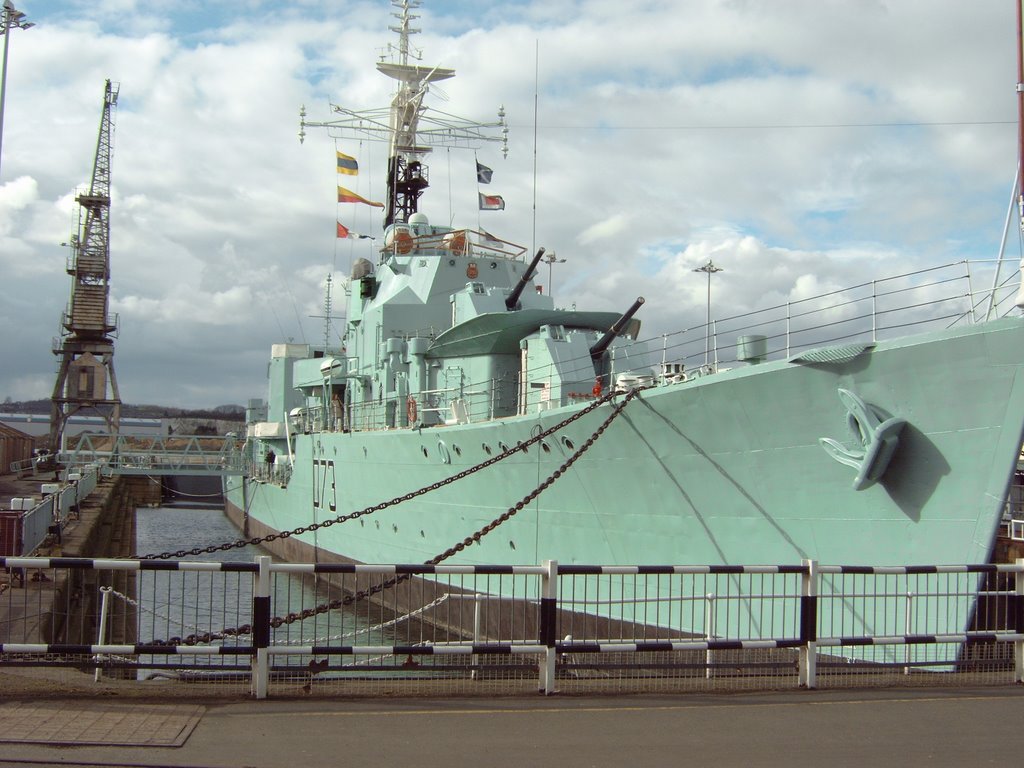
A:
[0,687,1021,767]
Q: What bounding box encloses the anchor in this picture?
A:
[819,388,906,491]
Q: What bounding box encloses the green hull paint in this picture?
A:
[226,317,1024,571]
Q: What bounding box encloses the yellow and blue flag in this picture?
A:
[336,151,359,176]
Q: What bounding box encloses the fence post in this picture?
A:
[904,591,914,675]
[251,555,271,699]
[705,593,716,679]
[1016,558,1024,684]
[799,559,818,689]
[539,559,558,695]
[94,586,112,683]
[471,594,482,681]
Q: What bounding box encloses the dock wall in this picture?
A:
[29,475,158,646]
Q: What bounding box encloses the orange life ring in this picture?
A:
[407,396,417,424]
[592,378,603,398]
[394,231,414,254]
[448,231,467,255]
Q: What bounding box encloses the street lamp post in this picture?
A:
[0,0,34,180]
[693,258,723,366]
[543,251,566,298]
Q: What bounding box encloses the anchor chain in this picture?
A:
[138,387,625,561]
[149,388,640,646]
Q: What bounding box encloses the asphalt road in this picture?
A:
[1,687,1022,768]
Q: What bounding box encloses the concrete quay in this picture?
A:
[0,473,154,645]
[0,686,1021,768]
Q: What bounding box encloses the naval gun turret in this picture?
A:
[505,247,546,310]
[589,296,646,362]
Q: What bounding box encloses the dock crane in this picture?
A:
[48,79,122,455]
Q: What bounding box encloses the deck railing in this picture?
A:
[299,258,1024,434]
[657,258,1022,375]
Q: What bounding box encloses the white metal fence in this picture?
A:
[1,466,101,557]
[2,556,1022,698]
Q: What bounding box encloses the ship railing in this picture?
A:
[413,386,498,425]
[382,229,527,262]
[248,456,292,487]
[2,557,1022,698]
[290,405,328,434]
[341,381,509,433]
[344,398,405,431]
[650,258,1022,375]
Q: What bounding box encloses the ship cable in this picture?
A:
[147,387,641,646]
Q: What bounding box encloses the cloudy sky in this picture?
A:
[1,0,1020,409]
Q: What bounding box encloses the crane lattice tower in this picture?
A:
[48,79,122,453]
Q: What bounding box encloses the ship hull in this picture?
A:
[225,317,1024,571]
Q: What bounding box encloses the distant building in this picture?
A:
[0,422,34,471]
[0,413,168,446]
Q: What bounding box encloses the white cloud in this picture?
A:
[0,0,1018,407]
[0,176,38,212]
[577,214,630,245]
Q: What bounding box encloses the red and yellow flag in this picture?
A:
[338,186,383,207]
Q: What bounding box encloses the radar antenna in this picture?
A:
[299,0,508,228]
[48,79,122,454]
[308,273,345,351]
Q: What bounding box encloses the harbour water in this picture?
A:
[130,503,402,674]
[135,503,263,564]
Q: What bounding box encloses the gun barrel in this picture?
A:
[505,247,546,310]
[589,296,646,360]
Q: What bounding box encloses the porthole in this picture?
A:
[540,441,551,453]
[561,436,575,451]
[490,261,498,269]
[453,444,462,456]
[392,524,398,533]
[509,540,516,550]
[482,443,492,455]
[421,446,429,458]
[448,258,456,266]
[375,520,380,530]
[420,530,425,538]
[498,441,510,453]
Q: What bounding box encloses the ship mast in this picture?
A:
[299,0,508,229]
[48,79,122,454]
